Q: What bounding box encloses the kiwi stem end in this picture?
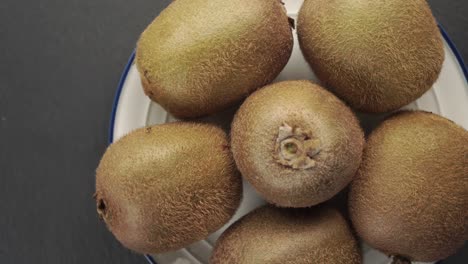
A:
[95,194,107,220]
[275,123,321,169]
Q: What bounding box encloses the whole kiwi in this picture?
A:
[136,0,293,119]
[95,123,242,254]
[297,0,444,113]
[349,111,468,262]
[231,80,364,207]
[211,205,361,264]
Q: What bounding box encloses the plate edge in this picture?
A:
[439,24,468,82]
[108,52,136,144]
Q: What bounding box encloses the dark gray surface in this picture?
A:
[0,0,466,263]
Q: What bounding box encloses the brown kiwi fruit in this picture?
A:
[94,123,242,254]
[349,111,468,262]
[211,205,361,264]
[231,80,364,207]
[297,0,444,113]
[136,0,293,119]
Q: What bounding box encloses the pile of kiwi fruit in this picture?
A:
[95,0,467,263]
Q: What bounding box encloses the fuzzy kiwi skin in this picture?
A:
[211,205,361,264]
[95,123,242,254]
[297,0,444,113]
[136,0,293,119]
[349,111,468,262]
[231,80,364,207]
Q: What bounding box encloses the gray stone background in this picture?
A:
[0,0,466,263]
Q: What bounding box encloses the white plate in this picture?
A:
[109,1,468,263]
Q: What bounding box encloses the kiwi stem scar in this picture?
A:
[275,123,321,169]
[96,195,107,219]
[284,141,298,154]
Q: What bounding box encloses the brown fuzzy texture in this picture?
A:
[297,0,444,113]
[136,0,293,119]
[349,111,468,262]
[211,205,361,264]
[231,80,364,207]
[95,123,242,254]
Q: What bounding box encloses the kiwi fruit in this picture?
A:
[211,205,361,264]
[136,0,293,119]
[94,123,242,254]
[297,0,444,113]
[349,111,468,262]
[231,80,364,207]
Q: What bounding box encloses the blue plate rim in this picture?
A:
[108,25,467,264]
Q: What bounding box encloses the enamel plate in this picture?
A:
[109,1,468,263]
